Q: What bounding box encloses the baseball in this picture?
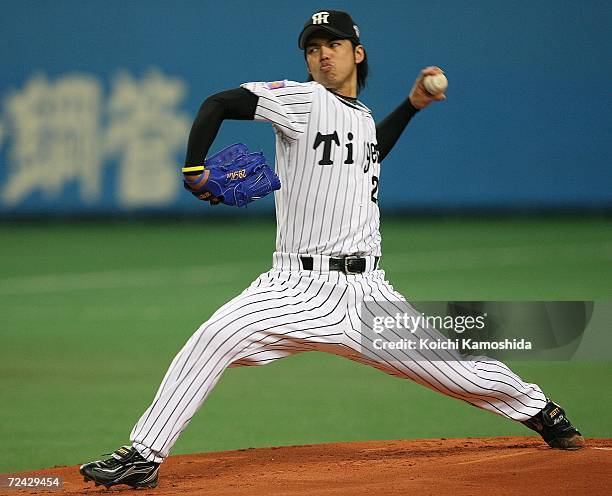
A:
[423,73,448,95]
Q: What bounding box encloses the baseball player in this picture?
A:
[80,10,584,489]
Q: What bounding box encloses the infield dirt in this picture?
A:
[3,437,611,495]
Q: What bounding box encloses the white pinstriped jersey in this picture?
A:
[241,80,381,257]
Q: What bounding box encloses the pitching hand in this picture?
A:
[409,66,446,110]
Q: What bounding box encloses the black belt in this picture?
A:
[299,256,379,274]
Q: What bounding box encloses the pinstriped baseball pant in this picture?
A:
[130,253,547,463]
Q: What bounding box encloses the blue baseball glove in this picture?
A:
[182,143,280,207]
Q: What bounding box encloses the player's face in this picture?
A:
[305,36,364,97]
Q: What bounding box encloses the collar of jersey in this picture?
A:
[328,88,372,114]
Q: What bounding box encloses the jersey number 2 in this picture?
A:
[371,175,379,203]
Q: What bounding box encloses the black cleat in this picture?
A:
[522,400,585,450]
[80,445,159,489]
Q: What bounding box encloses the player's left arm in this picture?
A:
[375,66,446,162]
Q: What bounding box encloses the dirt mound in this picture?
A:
[3,437,611,495]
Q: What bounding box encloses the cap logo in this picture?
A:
[311,11,330,25]
[353,25,360,37]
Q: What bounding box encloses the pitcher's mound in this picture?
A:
[10,437,612,495]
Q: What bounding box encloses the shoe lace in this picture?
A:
[102,456,122,468]
[100,447,133,468]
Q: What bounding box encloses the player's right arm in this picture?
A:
[184,88,258,166]
[183,81,313,200]
[182,88,258,201]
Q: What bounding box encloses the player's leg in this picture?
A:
[80,269,307,487]
[128,268,337,462]
[80,266,348,488]
[340,270,583,449]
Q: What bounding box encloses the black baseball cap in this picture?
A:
[298,10,361,49]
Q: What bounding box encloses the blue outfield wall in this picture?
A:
[0,0,610,216]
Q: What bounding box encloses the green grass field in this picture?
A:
[1,216,611,473]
